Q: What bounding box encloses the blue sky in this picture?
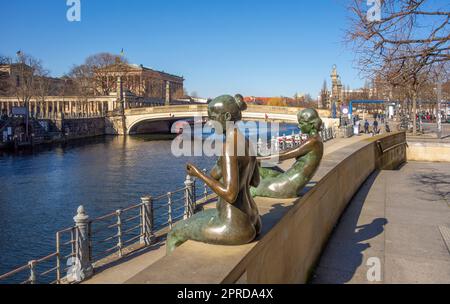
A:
[1,0,363,98]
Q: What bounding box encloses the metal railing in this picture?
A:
[0,174,215,285]
[257,127,335,156]
[338,125,354,138]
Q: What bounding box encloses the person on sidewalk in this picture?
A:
[364,120,370,134]
[373,120,379,135]
[385,122,391,133]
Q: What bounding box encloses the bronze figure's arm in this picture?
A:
[277,138,320,161]
[187,131,239,203]
[257,137,319,163]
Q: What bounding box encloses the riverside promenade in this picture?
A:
[84,134,379,284]
[312,161,450,284]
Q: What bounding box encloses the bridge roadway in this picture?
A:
[312,161,450,284]
[83,134,374,284]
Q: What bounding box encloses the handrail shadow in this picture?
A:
[311,170,388,284]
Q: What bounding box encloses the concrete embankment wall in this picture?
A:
[126,132,407,284]
[407,141,450,163]
[61,118,106,140]
[240,132,406,284]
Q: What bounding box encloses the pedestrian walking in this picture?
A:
[373,120,379,134]
[364,120,369,134]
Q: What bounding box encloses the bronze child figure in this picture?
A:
[251,108,324,199]
[166,94,262,254]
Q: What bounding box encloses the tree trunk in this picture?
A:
[412,91,417,136]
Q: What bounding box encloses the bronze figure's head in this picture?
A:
[207,94,247,131]
[297,108,323,136]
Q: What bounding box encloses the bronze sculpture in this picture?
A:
[251,108,324,199]
[166,94,261,254]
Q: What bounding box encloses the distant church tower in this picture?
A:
[330,65,343,110]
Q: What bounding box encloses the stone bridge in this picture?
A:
[106,104,332,135]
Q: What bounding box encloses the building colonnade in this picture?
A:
[0,98,114,119]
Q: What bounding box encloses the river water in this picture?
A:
[0,123,299,280]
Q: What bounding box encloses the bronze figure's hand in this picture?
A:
[186,163,201,178]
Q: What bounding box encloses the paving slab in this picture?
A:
[312,161,450,284]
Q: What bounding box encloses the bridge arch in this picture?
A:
[123,105,332,135]
[127,115,207,135]
[125,106,208,135]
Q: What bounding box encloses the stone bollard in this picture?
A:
[271,136,277,153]
[184,175,195,219]
[68,206,93,283]
[140,196,154,246]
[257,138,263,155]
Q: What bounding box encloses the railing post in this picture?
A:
[192,178,197,206]
[116,209,123,258]
[56,232,61,284]
[271,136,278,154]
[202,169,208,202]
[168,192,173,230]
[28,260,37,284]
[68,205,93,283]
[140,196,154,246]
[184,175,195,219]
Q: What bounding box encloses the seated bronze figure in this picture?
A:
[251,108,324,199]
[166,94,262,254]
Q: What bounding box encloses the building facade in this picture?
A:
[95,63,184,103]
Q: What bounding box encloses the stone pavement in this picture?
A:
[312,162,450,284]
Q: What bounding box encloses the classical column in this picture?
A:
[165,81,171,106]
[31,102,35,118]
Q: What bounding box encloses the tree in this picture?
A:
[11,52,45,106]
[68,63,94,98]
[347,0,450,134]
[69,53,129,96]
[320,80,329,108]
[34,66,51,106]
[0,55,12,96]
[267,97,287,107]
